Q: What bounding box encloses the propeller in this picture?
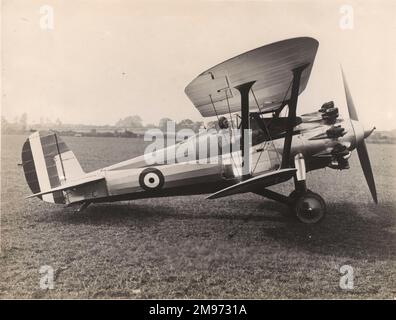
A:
[341,67,378,203]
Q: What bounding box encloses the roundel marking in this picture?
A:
[139,168,165,191]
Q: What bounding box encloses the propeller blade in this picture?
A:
[356,141,378,203]
[341,66,377,203]
[341,67,359,121]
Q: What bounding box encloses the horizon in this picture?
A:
[2,113,396,133]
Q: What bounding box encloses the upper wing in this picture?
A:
[185,37,319,117]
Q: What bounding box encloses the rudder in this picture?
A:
[21,131,85,203]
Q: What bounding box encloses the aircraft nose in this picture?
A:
[351,120,375,147]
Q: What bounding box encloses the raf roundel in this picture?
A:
[139,168,165,191]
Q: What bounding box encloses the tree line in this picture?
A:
[1,114,205,135]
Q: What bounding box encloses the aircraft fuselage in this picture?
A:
[64,110,364,205]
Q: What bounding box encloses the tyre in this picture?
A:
[293,191,326,224]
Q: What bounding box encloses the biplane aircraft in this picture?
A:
[22,37,377,224]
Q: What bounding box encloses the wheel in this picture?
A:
[293,191,326,224]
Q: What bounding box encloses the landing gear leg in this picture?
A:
[254,153,326,224]
[289,153,308,200]
[289,178,307,200]
[289,153,326,224]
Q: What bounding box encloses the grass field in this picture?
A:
[1,134,395,299]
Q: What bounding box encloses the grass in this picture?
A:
[1,134,395,299]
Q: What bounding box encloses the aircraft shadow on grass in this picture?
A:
[48,199,395,261]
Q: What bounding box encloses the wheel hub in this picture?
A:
[294,192,326,224]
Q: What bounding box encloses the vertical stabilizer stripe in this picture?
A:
[29,132,54,203]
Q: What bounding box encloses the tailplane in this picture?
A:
[21,131,85,203]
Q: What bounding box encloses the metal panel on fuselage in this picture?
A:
[90,116,356,203]
[103,163,223,197]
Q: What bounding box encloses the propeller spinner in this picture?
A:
[341,67,378,203]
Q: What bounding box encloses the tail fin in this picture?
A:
[21,131,85,203]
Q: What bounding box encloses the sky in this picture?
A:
[2,0,396,129]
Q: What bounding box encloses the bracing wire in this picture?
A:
[251,82,293,173]
[251,89,271,173]
[209,92,240,177]
[224,89,234,129]
[209,94,220,121]
[224,89,242,175]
